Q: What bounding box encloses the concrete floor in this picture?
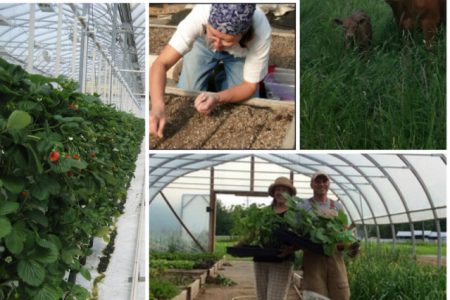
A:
[99,141,146,300]
[76,141,146,300]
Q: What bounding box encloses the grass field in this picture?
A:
[214,238,445,260]
[300,0,446,149]
[368,240,447,256]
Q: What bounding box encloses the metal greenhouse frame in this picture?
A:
[149,153,446,267]
[0,3,145,116]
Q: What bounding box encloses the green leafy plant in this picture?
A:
[151,259,195,270]
[150,252,220,269]
[230,204,284,247]
[206,274,236,286]
[0,58,144,299]
[283,194,357,256]
[149,278,179,300]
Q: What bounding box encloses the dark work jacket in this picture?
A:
[253,210,295,263]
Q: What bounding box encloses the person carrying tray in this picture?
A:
[252,176,297,300]
[299,171,359,300]
[150,4,272,138]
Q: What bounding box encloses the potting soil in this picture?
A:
[149,95,293,150]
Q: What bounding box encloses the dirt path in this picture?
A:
[195,260,301,300]
[417,255,446,266]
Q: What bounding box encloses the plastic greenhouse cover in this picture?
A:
[0,3,145,103]
[149,153,446,225]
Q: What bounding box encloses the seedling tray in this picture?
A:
[274,228,326,255]
[226,245,281,258]
[150,88,295,150]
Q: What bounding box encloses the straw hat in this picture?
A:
[268,176,296,197]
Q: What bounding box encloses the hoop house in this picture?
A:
[150,153,446,265]
[0,3,145,117]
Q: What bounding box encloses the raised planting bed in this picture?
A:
[274,228,325,255]
[150,251,221,269]
[150,252,223,300]
[167,269,208,285]
[226,245,281,258]
[150,24,295,69]
[167,260,222,300]
[150,89,294,150]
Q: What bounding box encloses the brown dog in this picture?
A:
[334,11,372,52]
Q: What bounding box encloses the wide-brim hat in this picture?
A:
[311,171,330,184]
[268,176,296,197]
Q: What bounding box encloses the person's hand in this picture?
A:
[150,104,166,138]
[277,245,295,258]
[347,242,360,258]
[194,92,220,115]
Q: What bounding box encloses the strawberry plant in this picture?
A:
[0,58,144,299]
[230,204,284,248]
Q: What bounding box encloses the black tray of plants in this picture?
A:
[274,228,325,255]
[226,245,281,257]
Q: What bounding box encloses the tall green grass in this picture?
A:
[300,0,446,149]
[347,245,446,299]
[372,241,447,256]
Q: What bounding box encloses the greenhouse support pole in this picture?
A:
[55,4,63,75]
[399,155,442,267]
[94,47,100,93]
[390,224,396,250]
[78,4,89,93]
[159,192,207,252]
[92,44,97,94]
[71,13,78,78]
[103,60,109,99]
[109,4,118,104]
[120,83,124,110]
[208,167,217,253]
[26,4,36,73]
[250,155,255,191]
[364,154,416,256]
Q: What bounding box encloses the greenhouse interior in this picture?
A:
[0,3,146,300]
[150,153,446,300]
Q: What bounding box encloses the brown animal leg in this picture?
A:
[421,19,438,50]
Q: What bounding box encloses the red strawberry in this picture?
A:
[49,151,60,162]
[73,154,80,160]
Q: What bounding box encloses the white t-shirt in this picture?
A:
[168,4,272,83]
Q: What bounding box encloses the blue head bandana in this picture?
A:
[208,4,256,35]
